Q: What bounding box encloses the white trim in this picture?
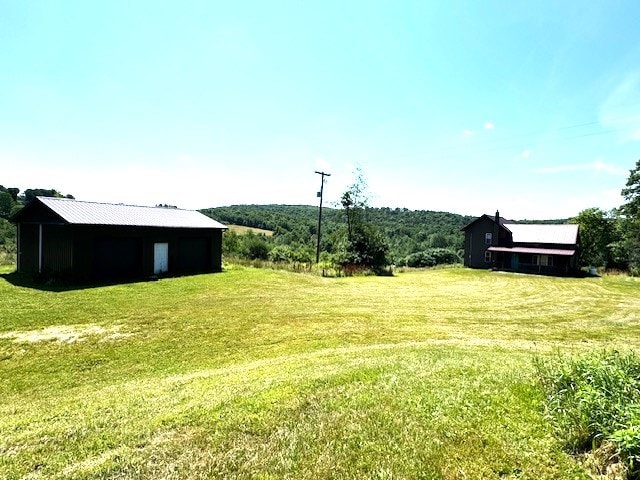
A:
[38,224,43,273]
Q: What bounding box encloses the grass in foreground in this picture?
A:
[1,266,640,478]
[537,350,640,478]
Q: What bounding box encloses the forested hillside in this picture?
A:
[201,204,475,265]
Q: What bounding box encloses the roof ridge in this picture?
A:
[508,223,576,227]
[37,196,194,212]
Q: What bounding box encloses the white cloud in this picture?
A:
[563,189,624,216]
[535,159,626,175]
[484,122,495,130]
[521,150,532,159]
[592,159,626,174]
[463,129,474,136]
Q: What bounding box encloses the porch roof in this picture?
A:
[487,246,576,256]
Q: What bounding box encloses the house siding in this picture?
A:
[493,251,575,275]
[463,216,497,268]
[462,213,579,276]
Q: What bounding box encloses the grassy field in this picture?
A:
[227,225,274,236]
[1,266,640,479]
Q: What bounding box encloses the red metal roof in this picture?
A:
[487,246,576,256]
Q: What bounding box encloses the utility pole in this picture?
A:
[315,170,331,263]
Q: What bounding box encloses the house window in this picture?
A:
[484,250,492,263]
[485,232,492,245]
[533,255,553,266]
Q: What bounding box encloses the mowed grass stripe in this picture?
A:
[2,345,583,479]
[1,266,639,478]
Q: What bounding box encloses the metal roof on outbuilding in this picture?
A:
[32,197,227,229]
[503,223,578,245]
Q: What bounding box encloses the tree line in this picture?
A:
[0,186,74,263]
[6,160,640,274]
[570,159,640,274]
[201,174,475,271]
[203,160,640,274]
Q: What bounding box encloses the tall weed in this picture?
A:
[0,244,16,265]
[536,350,640,477]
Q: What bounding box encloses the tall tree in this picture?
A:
[338,170,389,271]
[621,159,640,217]
[340,168,368,241]
[619,159,640,273]
[569,208,614,268]
[0,192,14,219]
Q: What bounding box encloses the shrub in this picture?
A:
[536,351,640,477]
[403,248,461,268]
[268,245,294,263]
[405,251,436,268]
[267,244,314,263]
[243,235,270,260]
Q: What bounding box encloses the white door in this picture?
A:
[154,243,169,274]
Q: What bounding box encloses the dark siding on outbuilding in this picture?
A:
[178,238,208,273]
[94,236,143,279]
[43,225,73,275]
[17,224,39,273]
[69,225,223,280]
[12,199,225,281]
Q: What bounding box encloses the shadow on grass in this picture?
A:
[492,268,593,278]
[0,271,154,292]
[0,270,226,292]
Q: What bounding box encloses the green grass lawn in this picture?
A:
[1,266,640,479]
[227,224,274,236]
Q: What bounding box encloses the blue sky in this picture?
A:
[2,1,640,219]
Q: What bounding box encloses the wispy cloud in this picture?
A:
[462,122,493,136]
[535,159,626,175]
[599,72,640,142]
[521,149,532,159]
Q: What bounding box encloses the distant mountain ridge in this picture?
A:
[201,204,476,261]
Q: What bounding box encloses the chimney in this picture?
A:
[495,210,500,224]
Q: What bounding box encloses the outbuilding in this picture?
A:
[11,197,227,281]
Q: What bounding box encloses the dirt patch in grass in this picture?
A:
[0,324,132,344]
